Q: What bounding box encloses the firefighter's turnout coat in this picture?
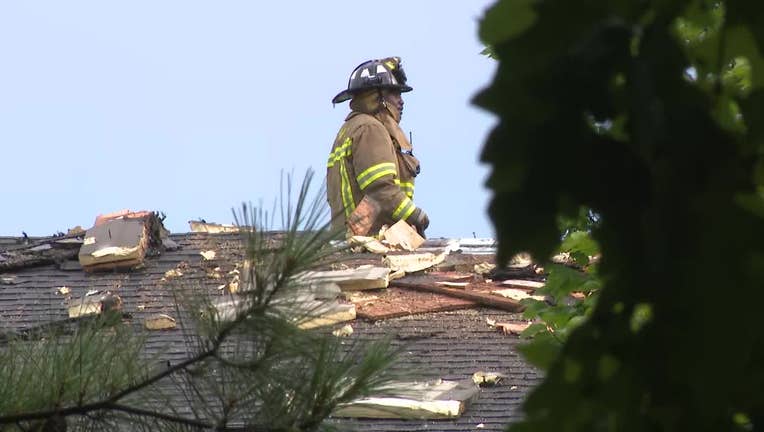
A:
[326,110,421,235]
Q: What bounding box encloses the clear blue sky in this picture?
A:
[0,1,499,238]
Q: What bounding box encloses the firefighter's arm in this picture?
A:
[352,123,427,231]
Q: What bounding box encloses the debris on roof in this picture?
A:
[348,220,426,254]
[212,295,357,330]
[349,235,391,254]
[188,220,240,233]
[332,324,354,337]
[78,210,167,272]
[0,226,546,430]
[392,278,523,313]
[381,219,425,251]
[0,232,84,272]
[67,291,123,319]
[163,268,184,281]
[491,288,546,302]
[472,371,507,387]
[383,251,447,273]
[299,266,392,291]
[145,314,177,330]
[333,379,480,419]
[486,318,532,335]
[473,262,496,275]
[200,250,216,260]
[354,286,477,320]
[498,279,545,290]
[296,301,356,330]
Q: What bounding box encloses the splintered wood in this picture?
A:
[349,236,390,254]
[145,314,177,330]
[212,297,356,330]
[353,287,476,321]
[383,252,447,273]
[188,221,240,233]
[487,318,531,335]
[333,379,480,419]
[491,288,546,302]
[67,292,123,319]
[298,266,390,291]
[79,212,162,272]
[382,219,425,251]
[500,279,545,290]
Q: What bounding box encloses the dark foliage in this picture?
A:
[476,0,764,430]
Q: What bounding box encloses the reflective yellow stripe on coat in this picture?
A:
[356,162,397,190]
[392,196,416,221]
[327,137,352,168]
[327,137,355,217]
[399,180,414,198]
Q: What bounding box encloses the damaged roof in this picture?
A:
[0,222,543,431]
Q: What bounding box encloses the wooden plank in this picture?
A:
[188,220,240,233]
[382,219,425,251]
[0,246,80,272]
[350,286,477,321]
[297,303,356,330]
[333,379,479,419]
[67,297,102,318]
[212,297,356,330]
[491,288,546,302]
[436,281,469,288]
[493,321,531,335]
[67,292,123,319]
[349,236,390,254]
[144,314,177,330]
[79,218,150,270]
[383,252,447,273]
[500,279,545,290]
[392,281,523,312]
[298,266,390,291]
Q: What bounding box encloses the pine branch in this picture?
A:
[0,169,399,431]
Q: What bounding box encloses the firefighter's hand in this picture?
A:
[412,209,429,238]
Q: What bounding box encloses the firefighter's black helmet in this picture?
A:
[332,57,413,104]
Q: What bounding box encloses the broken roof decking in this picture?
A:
[333,310,542,431]
[0,232,540,431]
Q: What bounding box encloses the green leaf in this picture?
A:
[542,264,589,299]
[734,191,764,219]
[725,26,764,91]
[597,354,620,381]
[517,332,562,370]
[712,93,746,134]
[480,46,499,60]
[563,358,583,383]
[539,306,575,329]
[722,56,753,96]
[570,251,589,267]
[629,303,654,333]
[521,322,549,339]
[478,0,538,46]
[521,298,548,319]
[560,230,600,256]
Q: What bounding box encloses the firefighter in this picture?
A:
[326,57,429,237]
